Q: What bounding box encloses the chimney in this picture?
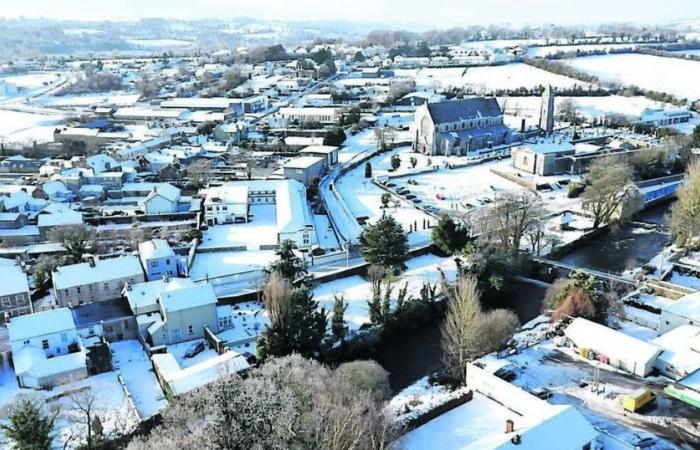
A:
[505,420,514,434]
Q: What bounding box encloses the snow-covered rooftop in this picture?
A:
[8,307,76,342]
[138,239,175,261]
[53,255,144,290]
[0,265,29,297]
[160,283,217,313]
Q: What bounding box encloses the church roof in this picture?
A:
[426,98,502,124]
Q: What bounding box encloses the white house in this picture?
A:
[53,255,145,307]
[125,277,196,316]
[142,183,181,215]
[564,317,661,377]
[146,283,220,346]
[203,184,249,225]
[637,107,692,128]
[8,308,88,389]
[138,239,178,281]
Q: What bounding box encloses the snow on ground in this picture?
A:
[394,63,589,93]
[0,360,139,449]
[333,145,434,246]
[564,54,700,101]
[0,109,66,144]
[41,92,140,108]
[314,253,457,331]
[313,214,340,250]
[387,375,471,425]
[1,72,62,90]
[190,249,276,280]
[111,340,167,418]
[199,204,278,250]
[218,301,269,350]
[499,95,672,123]
[667,269,700,290]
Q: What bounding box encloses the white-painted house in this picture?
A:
[8,308,88,388]
[659,291,700,335]
[142,183,181,214]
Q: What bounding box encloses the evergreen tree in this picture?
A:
[267,240,307,283]
[257,285,327,360]
[432,214,470,255]
[390,154,401,170]
[1,398,55,450]
[380,282,393,323]
[359,215,408,272]
[331,294,348,340]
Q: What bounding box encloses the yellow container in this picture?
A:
[623,389,656,412]
[580,347,589,358]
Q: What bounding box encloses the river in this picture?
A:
[374,201,675,391]
[556,201,673,274]
[373,279,548,391]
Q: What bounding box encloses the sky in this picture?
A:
[0,0,698,27]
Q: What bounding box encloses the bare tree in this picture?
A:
[557,98,579,123]
[262,270,292,325]
[187,159,213,189]
[47,224,95,261]
[582,157,641,228]
[441,275,520,382]
[482,191,544,252]
[671,161,700,248]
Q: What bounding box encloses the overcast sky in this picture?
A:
[1,0,698,26]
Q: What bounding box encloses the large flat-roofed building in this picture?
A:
[204,180,317,248]
[161,95,268,114]
[415,98,512,156]
[53,255,145,307]
[278,107,342,125]
[298,145,340,168]
[511,141,576,176]
[282,156,326,186]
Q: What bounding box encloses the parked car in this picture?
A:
[185,341,206,359]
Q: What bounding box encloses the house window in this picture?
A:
[171,328,181,341]
[23,340,29,345]
[150,261,158,268]
[188,325,194,335]
[103,282,110,290]
[165,259,170,265]
[14,294,24,303]
[77,287,81,294]
[1,298,10,307]
[41,339,49,350]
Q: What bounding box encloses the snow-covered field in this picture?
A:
[0,110,65,144]
[394,64,588,92]
[42,92,140,108]
[1,72,62,90]
[190,249,276,281]
[564,54,700,101]
[499,95,671,122]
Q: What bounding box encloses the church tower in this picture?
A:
[539,85,555,136]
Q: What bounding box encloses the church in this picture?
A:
[414,97,513,156]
